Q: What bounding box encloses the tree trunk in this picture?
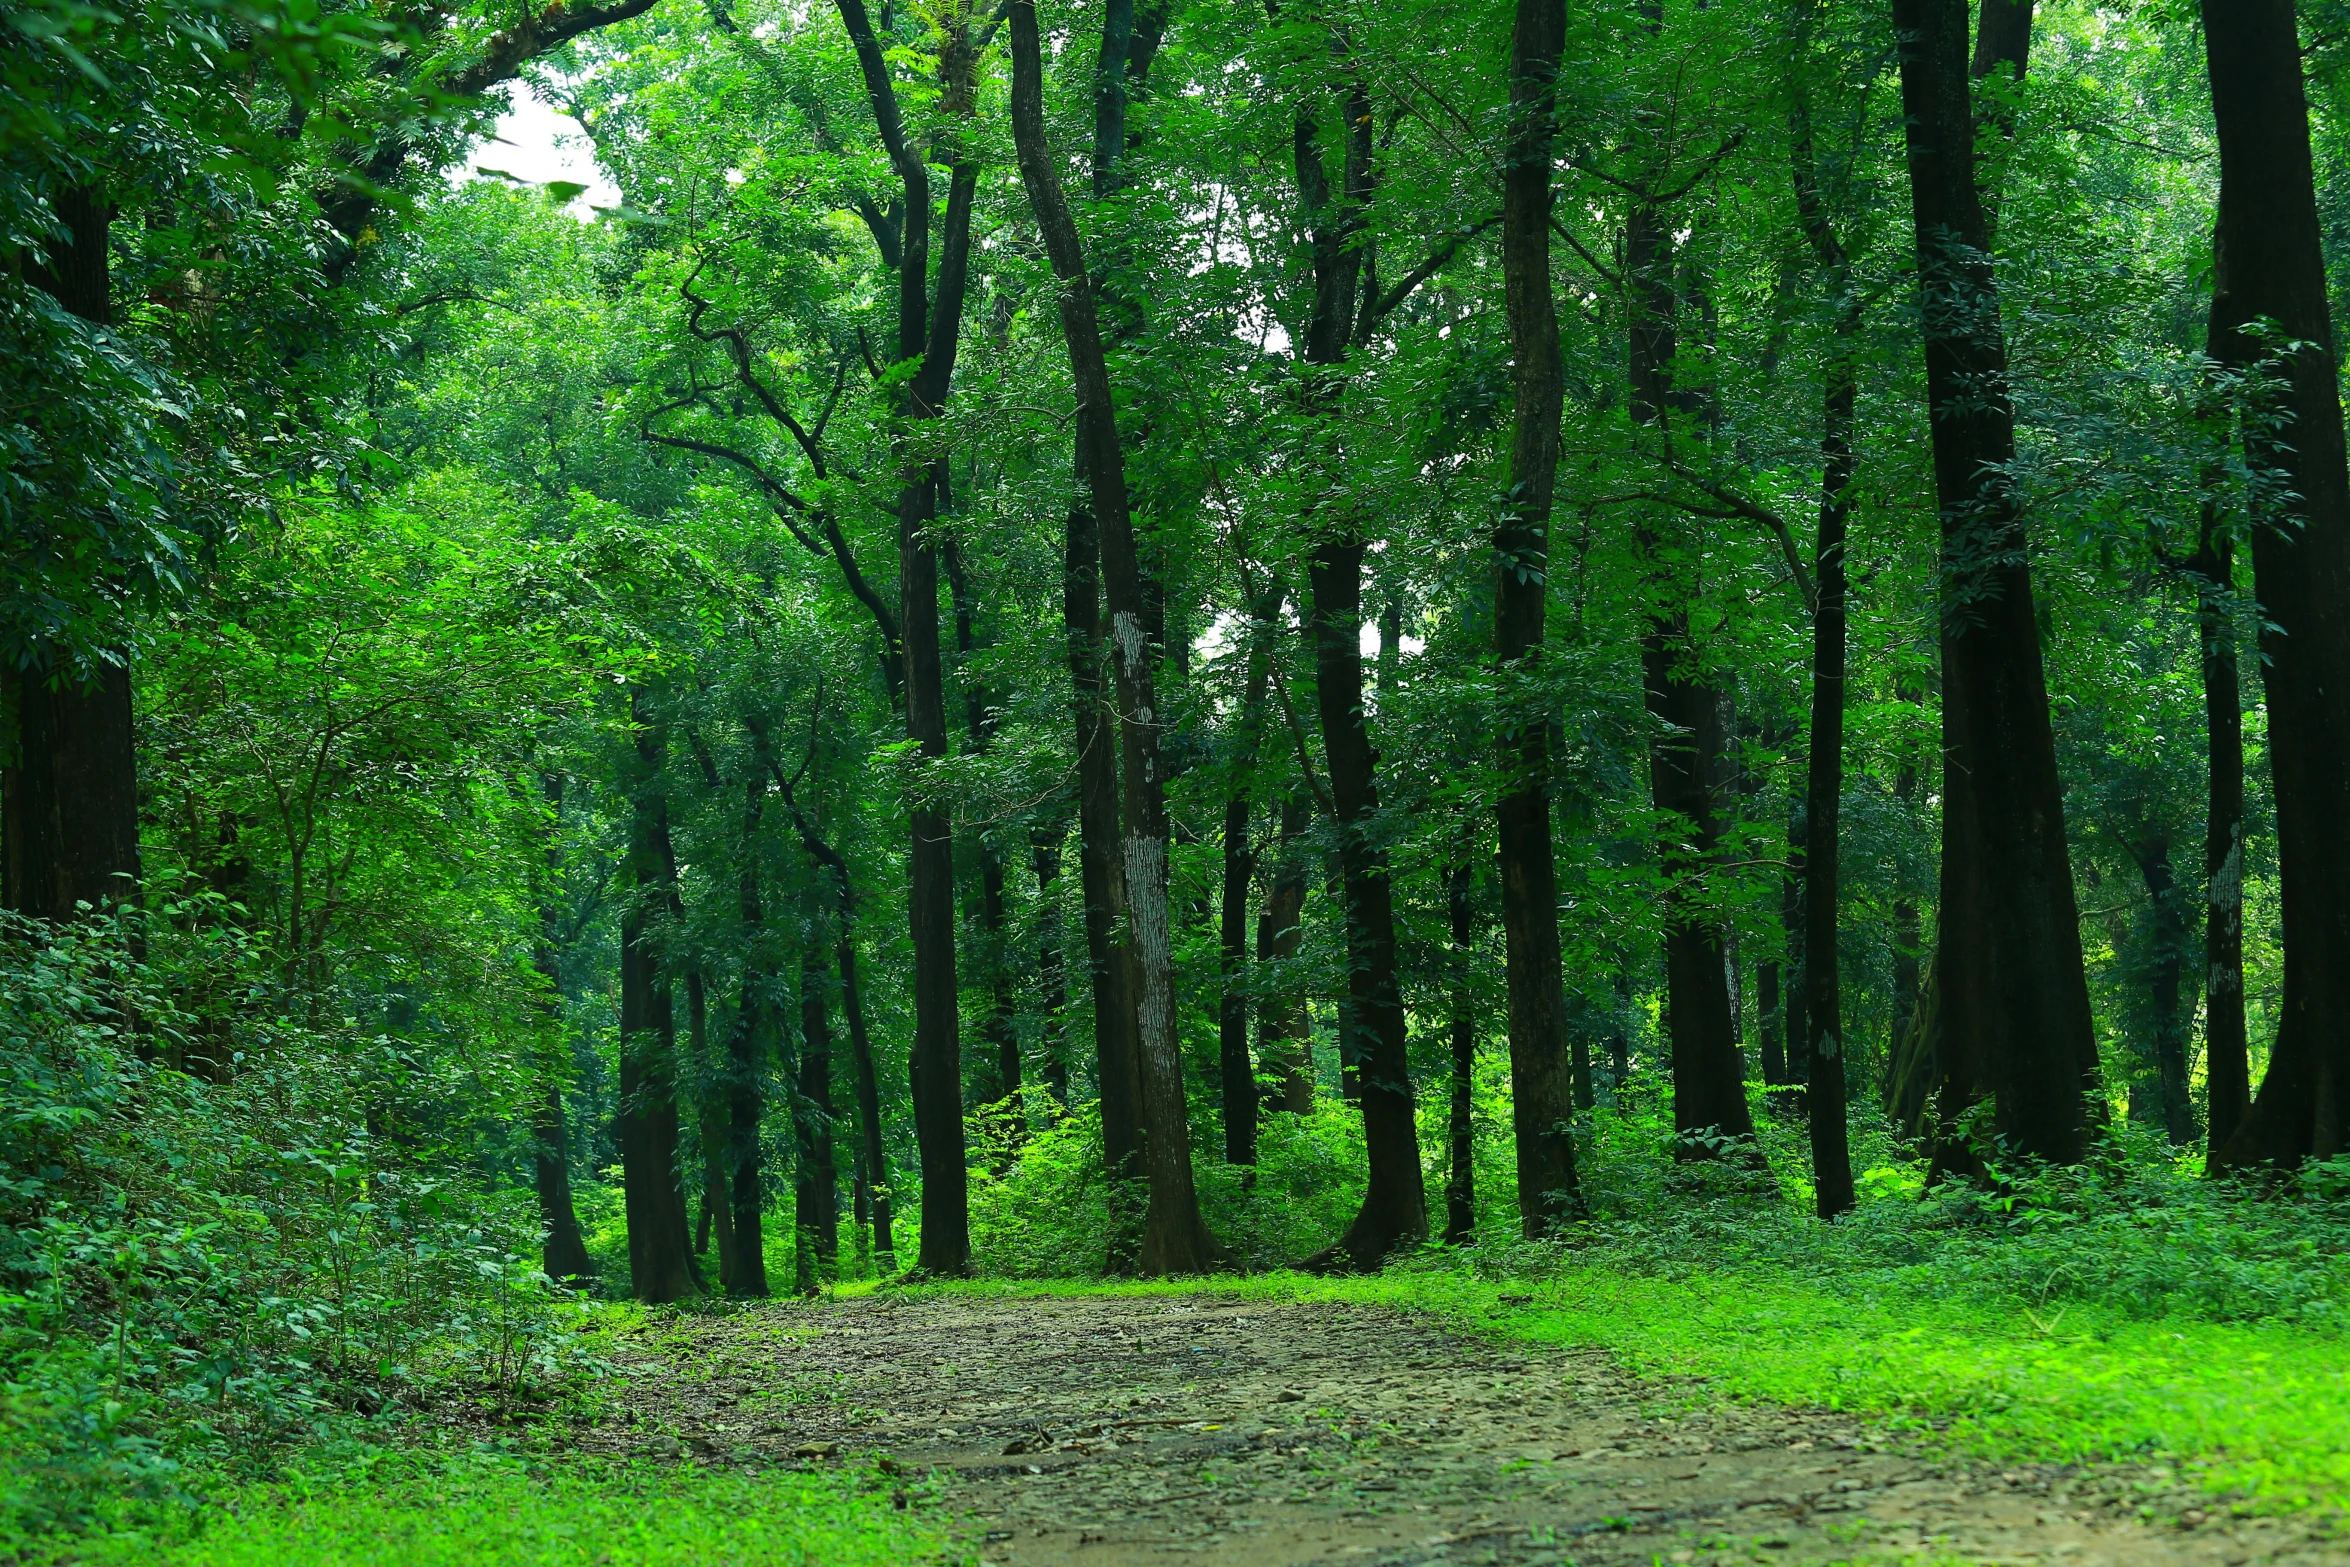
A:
[1444,860,1478,1243]
[527,771,594,1285]
[724,775,771,1297]
[2190,451,2248,1157]
[1892,0,2098,1169]
[689,969,738,1287]
[2131,836,2195,1146]
[1010,0,1212,1274]
[943,540,1025,1144]
[618,692,696,1303]
[4,190,141,928]
[1626,107,1755,1156]
[1757,959,1785,1086]
[1792,53,1858,1217]
[2,661,142,921]
[1303,539,1429,1268]
[1218,580,1284,1167]
[835,0,976,1275]
[531,1086,594,1284]
[1256,790,1314,1112]
[1032,831,1073,1117]
[1782,805,1811,1117]
[2201,0,2350,1168]
[838,924,892,1268]
[1495,0,1586,1232]
[795,945,840,1293]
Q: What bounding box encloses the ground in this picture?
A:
[577,1288,2343,1567]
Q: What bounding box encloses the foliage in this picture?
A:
[0,909,596,1546]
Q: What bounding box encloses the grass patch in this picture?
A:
[42,1454,955,1567]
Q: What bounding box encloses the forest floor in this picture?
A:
[584,1287,2343,1567]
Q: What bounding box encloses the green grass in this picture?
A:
[43,1456,954,1567]
[882,1266,2350,1514]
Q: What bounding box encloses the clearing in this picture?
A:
[577,1288,2340,1566]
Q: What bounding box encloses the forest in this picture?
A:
[9,0,2350,1560]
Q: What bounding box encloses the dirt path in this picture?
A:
[586,1291,2335,1566]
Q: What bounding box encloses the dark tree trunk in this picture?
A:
[532,1087,594,1284]
[1626,118,1755,1155]
[1256,790,1314,1113]
[1792,54,1857,1217]
[1892,0,2098,1168]
[1782,806,1811,1115]
[1064,498,1144,1220]
[836,0,977,1274]
[2202,0,2350,1167]
[1890,757,1924,1054]
[529,772,594,1286]
[2131,836,2195,1146]
[1032,831,1073,1117]
[1011,0,1212,1274]
[1757,959,1785,1086]
[1495,0,1586,1232]
[795,946,840,1293]
[1270,36,1426,1271]
[1217,581,1283,1167]
[3,661,142,922]
[618,693,696,1303]
[943,541,1024,1143]
[724,775,771,1297]
[1444,860,1478,1243]
[1303,540,1428,1267]
[2191,518,2248,1158]
[837,926,891,1268]
[688,969,738,1287]
[773,761,894,1272]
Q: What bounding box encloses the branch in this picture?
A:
[1608,469,1816,614]
[1549,216,1623,289]
[1270,666,1336,817]
[1367,216,1497,325]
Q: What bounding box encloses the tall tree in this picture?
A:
[1285,40,1428,1268]
[1009,0,1214,1273]
[618,690,697,1302]
[1217,578,1285,1167]
[1890,0,2098,1168]
[1493,0,1586,1232]
[2201,0,2350,1168]
[832,0,981,1272]
[1789,10,1858,1219]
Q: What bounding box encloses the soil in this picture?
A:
[579,1290,2343,1566]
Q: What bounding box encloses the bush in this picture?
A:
[0,909,592,1547]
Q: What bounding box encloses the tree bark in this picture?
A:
[1892,0,2098,1169]
[1494,0,1586,1232]
[834,0,981,1271]
[688,969,738,1286]
[795,944,840,1292]
[1256,790,1315,1113]
[1791,43,1857,1217]
[942,540,1024,1142]
[2201,0,2350,1168]
[1624,66,1755,1154]
[5,191,143,930]
[2,658,142,924]
[1010,0,1212,1274]
[1032,830,1073,1117]
[2130,835,2195,1146]
[1444,860,1478,1243]
[528,775,593,1284]
[1218,580,1284,1167]
[723,772,771,1297]
[2190,432,2248,1157]
[618,691,696,1303]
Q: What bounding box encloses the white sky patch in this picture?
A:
[457,82,621,220]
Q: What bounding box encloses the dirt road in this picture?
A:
[589,1290,2337,1566]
